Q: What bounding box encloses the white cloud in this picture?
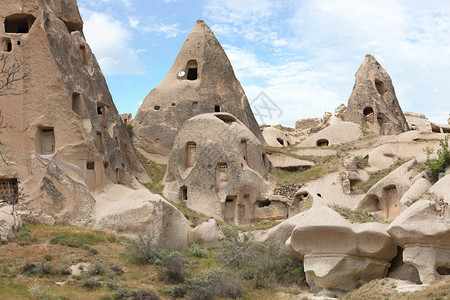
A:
[82,0,133,9]
[205,0,450,125]
[224,46,340,126]
[204,0,273,25]
[151,23,181,38]
[203,0,281,44]
[128,17,140,28]
[286,0,450,124]
[120,0,132,8]
[82,10,143,75]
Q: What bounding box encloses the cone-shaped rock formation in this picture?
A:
[0,0,148,225]
[133,20,264,156]
[344,54,409,135]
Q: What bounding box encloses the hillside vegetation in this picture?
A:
[0,225,306,300]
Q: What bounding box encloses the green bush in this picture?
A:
[355,156,369,169]
[43,254,52,261]
[218,226,305,289]
[114,288,160,300]
[248,241,304,288]
[58,264,71,276]
[88,261,104,276]
[425,135,450,182]
[168,285,187,298]
[189,243,207,258]
[110,265,124,275]
[105,279,119,291]
[360,123,369,136]
[187,270,242,300]
[125,124,133,137]
[82,278,102,290]
[21,261,54,276]
[28,281,54,300]
[127,234,161,265]
[15,226,37,245]
[156,252,187,284]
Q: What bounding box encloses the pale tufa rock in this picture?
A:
[286,206,397,293]
[133,20,264,157]
[344,54,409,135]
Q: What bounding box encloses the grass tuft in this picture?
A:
[136,151,167,195]
[330,204,379,223]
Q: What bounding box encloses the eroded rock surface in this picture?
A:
[163,113,277,224]
[387,180,449,285]
[286,206,397,293]
[133,20,264,157]
[0,205,22,240]
[188,218,225,248]
[299,122,361,147]
[0,0,148,224]
[95,188,189,250]
[344,54,409,135]
[357,160,422,220]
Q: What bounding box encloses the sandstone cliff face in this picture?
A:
[0,0,148,225]
[344,54,409,135]
[133,20,264,157]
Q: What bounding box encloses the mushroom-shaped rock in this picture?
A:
[299,122,361,147]
[286,206,397,293]
[387,197,449,284]
[163,113,272,224]
[344,54,409,135]
[133,20,264,156]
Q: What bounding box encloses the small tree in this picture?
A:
[0,52,27,96]
[0,52,28,217]
[0,51,29,163]
[425,135,450,182]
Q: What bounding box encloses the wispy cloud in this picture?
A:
[224,45,341,125]
[204,0,450,125]
[128,16,140,28]
[148,23,181,38]
[81,10,144,75]
[125,15,182,38]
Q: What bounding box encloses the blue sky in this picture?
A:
[78,0,450,127]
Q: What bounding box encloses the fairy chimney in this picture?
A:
[133,20,264,156]
[0,0,148,224]
[344,54,409,135]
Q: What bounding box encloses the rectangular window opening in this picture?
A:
[0,178,19,205]
[80,45,87,65]
[86,161,95,170]
[37,127,55,155]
